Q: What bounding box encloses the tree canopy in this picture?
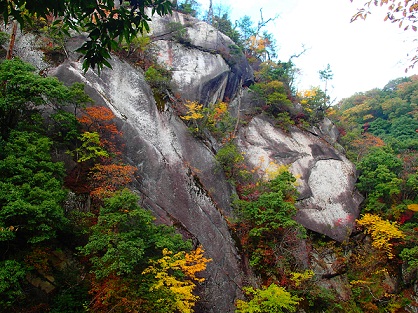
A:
[1,0,172,71]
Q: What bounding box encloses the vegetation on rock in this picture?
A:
[0,3,417,312]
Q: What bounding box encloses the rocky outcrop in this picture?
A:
[310,249,352,301]
[8,12,363,310]
[52,57,242,313]
[148,10,254,104]
[236,115,363,242]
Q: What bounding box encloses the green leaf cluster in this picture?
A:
[400,246,418,273]
[215,143,245,180]
[235,171,299,236]
[250,78,292,116]
[74,131,109,162]
[80,189,191,280]
[0,130,68,244]
[337,75,418,153]
[236,283,300,313]
[0,0,173,72]
[0,260,26,308]
[356,147,403,212]
[0,58,90,140]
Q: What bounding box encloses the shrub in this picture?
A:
[357,213,405,259]
[215,143,244,180]
[236,283,300,313]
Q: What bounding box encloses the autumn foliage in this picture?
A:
[143,246,212,313]
[357,213,405,259]
[90,163,137,199]
[78,106,122,155]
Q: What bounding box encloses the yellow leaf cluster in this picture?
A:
[248,35,268,54]
[363,113,375,121]
[209,102,228,124]
[298,88,317,99]
[142,246,211,313]
[264,162,290,181]
[357,213,405,259]
[290,269,315,287]
[266,80,284,91]
[349,279,370,286]
[341,103,372,119]
[183,246,211,282]
[181,101,204,121]
[407,203,418,212]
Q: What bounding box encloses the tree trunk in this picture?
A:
[6,21,17,60]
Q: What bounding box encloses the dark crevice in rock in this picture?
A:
[309,143,342,161]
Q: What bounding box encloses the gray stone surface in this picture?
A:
[148,10,254,104]
[10,14,364,310]
[236,115,363,242]
[52,58,242,313]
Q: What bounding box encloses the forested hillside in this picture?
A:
[0,0,417,312]
[328,76,418,312]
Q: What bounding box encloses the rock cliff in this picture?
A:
[236,115,362,242]
[6,10,363,312]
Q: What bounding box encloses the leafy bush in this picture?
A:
[145,65,173,110]
[235,170,299,237]
[236,283,300,313]
[0,260,26,308]
[80,189,191,279]
[0,130,68,244]
[357,213,405,259]
[167,21,191,45]
[181,101,236,141]
[356,147,403,212]
[215,143,244,180]
[400,246,418,273]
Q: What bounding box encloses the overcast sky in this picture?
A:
[196,0,418,102]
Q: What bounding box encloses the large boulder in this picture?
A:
[148,10,254,104]
[236,115,363,242]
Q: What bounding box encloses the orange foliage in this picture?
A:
[247,35,272,61]
[210,102,228,123]
[351,133,385,161]
[408,204,418,212]
[90,163,137,199]
[78,106,122,155]
[78,106,116,125]
[88,275,140,313]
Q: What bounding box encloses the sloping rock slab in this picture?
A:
[237,116,363,242]
[52,57,242,313]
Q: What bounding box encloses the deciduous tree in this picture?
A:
[235,283,300,313]
[80,189,190,279]
[0,130,67,245]
[142,246,211,313]
[0,0,173,71]
[357,213,405,259]
[350,0,418,69]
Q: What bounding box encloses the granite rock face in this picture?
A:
[52,58,242,313]
[148,10,254,104]
[236,116,363,242]
[8,12,363,311]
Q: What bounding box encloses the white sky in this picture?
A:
[196,0,418,102]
